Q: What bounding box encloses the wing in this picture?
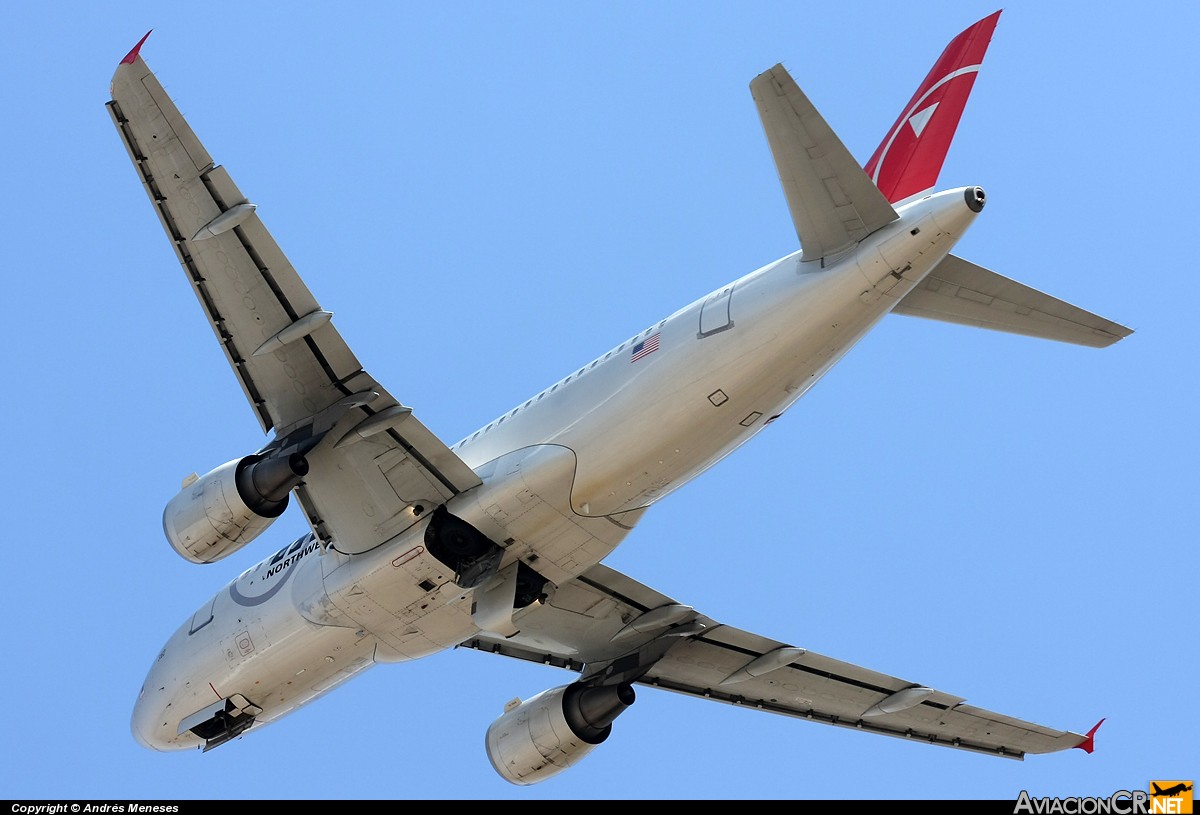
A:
[108,36,480,554]
[750,64,898,262]
[461,562,1092,759]
[893,254,1134,348]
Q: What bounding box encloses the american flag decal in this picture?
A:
[630,332,661,363]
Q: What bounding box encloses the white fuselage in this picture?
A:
[131,187,979,751]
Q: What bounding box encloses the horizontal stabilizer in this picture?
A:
[751,65,898,262]
[892,254,1133,347]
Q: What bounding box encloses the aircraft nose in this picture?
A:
[131,681,194,751]
[131,683,165,751]
[130,638,194,752]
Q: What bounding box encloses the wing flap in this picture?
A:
[750,65,898,261]
[461,562,1089,759]
[894,254,1134,347]
[110,47,483,556]
[109,55,349,432]
[295,410,482,554]
[641,627,1081,756]
[202,166,326,322]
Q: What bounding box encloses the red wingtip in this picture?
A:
[120,30,153,66]
[1074,718,1106,754]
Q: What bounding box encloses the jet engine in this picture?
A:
[484,681,635,785]
[162,453,309,564]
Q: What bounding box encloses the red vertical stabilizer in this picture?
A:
[863,11,1001,204]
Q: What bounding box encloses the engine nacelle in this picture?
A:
[484,682,635,785]
[162,453,309,564]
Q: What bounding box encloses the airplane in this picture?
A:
[1152,783,1193,798]
[109,10,1130,786]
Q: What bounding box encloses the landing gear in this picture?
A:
[424,506,501,588]
[423,507,551,607]
[514,561,550,608]
[428,508,490,560]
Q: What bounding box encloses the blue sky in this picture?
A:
[1,0,1195,802]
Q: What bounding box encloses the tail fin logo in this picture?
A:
[863,10,1001,205]
[907,103,939,138]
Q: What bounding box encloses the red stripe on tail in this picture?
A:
[863,11,1001,204]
